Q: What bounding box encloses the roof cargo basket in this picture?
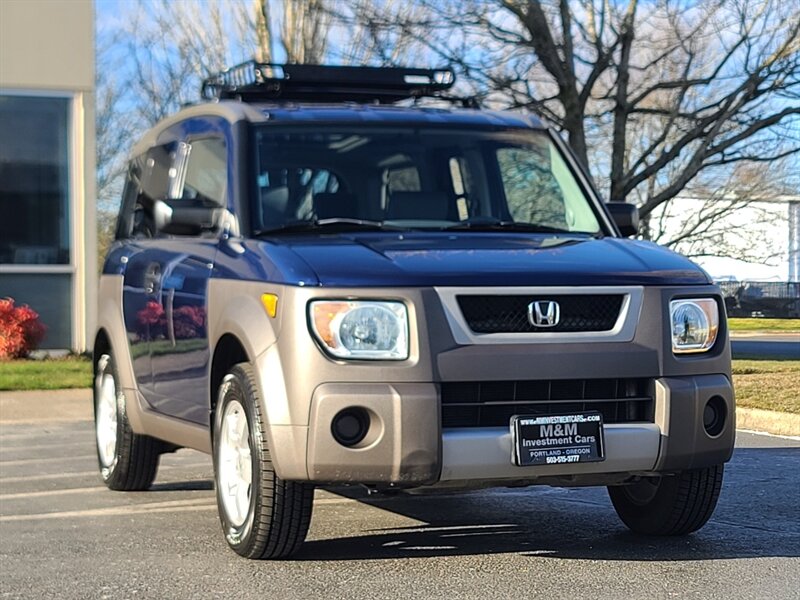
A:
[201,62,464,105]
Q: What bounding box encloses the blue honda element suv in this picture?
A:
[94,63,734,559]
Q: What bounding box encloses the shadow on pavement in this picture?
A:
[149,479,214,492]
[295,446,800,562]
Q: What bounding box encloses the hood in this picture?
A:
[248,232,711,287]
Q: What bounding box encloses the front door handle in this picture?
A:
[144,263,162,295]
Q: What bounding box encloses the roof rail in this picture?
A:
[200,61,469,105]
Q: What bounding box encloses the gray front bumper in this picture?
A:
[302,373,734,486]
[440,423,660,482]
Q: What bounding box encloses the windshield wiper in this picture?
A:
[444,218,578,235]
[255,218,403,235]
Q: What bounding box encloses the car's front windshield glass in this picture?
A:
[253,126,602,235]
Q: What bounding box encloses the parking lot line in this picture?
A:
[0,454,97,467]
[0,461,210,484]
[0,469,100,483]
[0,494,376,523]
[0,485,108,501]
[0,440,93,452]
[0,429,91,443]
[0,497,217,522]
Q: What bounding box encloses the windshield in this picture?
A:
[253,126,602,235]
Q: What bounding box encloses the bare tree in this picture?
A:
[252,0,331,63]
[327,0,431,66]
[103,0,332,128]
[337,0,800,233]
[95,0,799,268]
[95,28,141,267]
[116,0,255,126]
[95,0,254,262]
[282,0,330,63]
[95,32,135,212]
[254,0,274,62]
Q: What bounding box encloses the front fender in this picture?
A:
[207,280,309,479]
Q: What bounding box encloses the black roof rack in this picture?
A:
[200,61,473,106]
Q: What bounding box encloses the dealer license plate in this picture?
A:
[512,413,605,466]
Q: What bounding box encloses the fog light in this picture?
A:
[331,408,369,447]
[703,396,727,437]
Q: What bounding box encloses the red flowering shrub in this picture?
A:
[173,305,206,339]
[0,298,47,359]
[136,301,165,340]
[134,302,206,340]
[137,301,165,326]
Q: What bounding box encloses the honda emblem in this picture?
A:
[529,300,560,327]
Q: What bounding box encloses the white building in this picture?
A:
[0,0,97,351]
[649,195,800,282]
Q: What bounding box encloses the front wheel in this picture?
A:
[608,465,724,536]
[213,363,314,559]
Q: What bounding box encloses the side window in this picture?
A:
[118,137,229,239]
[120,142,177,239]
[180,138,227,206]
[141,143,175,205]
[114,161,143,240]
[115,150,168,240]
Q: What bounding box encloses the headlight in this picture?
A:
[670,298,719,354]
[309,300,409,360]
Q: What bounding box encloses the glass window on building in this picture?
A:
[0,95,71,264]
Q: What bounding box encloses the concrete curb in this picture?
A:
[729,331,800,338]
[736,407,800,437]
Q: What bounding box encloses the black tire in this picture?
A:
[93,352,161,491]
[608,465,724,536]
[213,363,314,559]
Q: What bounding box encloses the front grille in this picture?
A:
[441,378,653,428]
[456,294,624,333]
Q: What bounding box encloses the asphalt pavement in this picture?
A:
[1,416,799,599]
[731,334,800,359]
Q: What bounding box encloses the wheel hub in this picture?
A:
[95,366,118,468]
[218,400,252,527]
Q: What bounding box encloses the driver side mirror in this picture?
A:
[606,202,639,237]
[153,199,219,236]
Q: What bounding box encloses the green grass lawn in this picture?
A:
[0,356,92,391]
[728,318,800,333]
[1,355,797,415]
[732,359,800,414]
